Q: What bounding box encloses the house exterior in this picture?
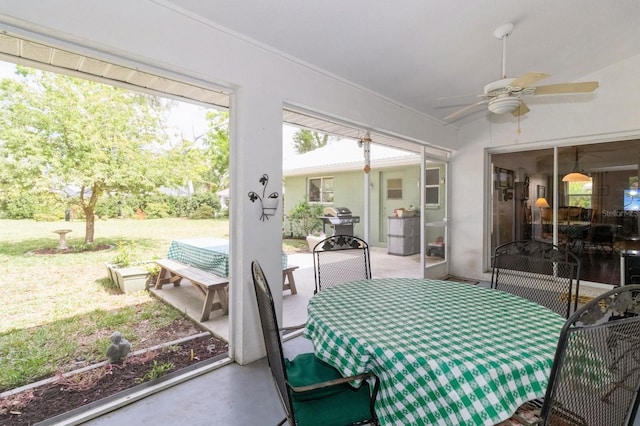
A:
[284,139,423,246]
[0,3,638,368]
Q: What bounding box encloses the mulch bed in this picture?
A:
[29,243,113,255]
[0,334,227,425]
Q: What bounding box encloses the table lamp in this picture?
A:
[534,197,550,238]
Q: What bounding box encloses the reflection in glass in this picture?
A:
[491,140,639,286]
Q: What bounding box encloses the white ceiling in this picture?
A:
[166,0,640,126]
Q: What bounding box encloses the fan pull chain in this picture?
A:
[517,112,521,134]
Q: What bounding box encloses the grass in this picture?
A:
[0,217,231,391]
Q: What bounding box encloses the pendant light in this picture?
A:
[562,147,590,182]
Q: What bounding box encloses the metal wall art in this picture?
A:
[248,174,280,221]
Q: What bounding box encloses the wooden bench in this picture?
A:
[282,265,299,295]
[154,259,229,322]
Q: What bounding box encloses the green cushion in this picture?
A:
[285,353,374,425]
[292,379,373,426]
[285,353,348,401]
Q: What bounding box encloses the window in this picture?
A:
[308,177,334,203]
[425,168,440,205]
[387,178,403,199]
[566,180,592,208]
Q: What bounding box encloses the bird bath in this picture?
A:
[53,229,72,250]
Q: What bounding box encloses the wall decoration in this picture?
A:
[248,174,280,221]
[494,167,514,189]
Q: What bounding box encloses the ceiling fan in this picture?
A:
[443,23,599,122]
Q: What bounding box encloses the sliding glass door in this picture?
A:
[490,139,639,286]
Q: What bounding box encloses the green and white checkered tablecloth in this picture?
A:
[304,278,566,426]
[167,238,231,277]
[167,238,288,278]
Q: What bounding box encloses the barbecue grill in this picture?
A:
[319,206,360,236]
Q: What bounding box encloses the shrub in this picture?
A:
[191,205,215,219]
[5,193,39,219]
[287,197,323,237]
[33,213,61,222]
[144,202,171,219]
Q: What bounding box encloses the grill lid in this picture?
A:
[323,206,352,217]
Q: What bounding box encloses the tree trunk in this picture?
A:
[84,206,95,244]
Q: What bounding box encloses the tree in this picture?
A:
[292,129,331,154]
[201,110,230,194]
[0,66,173,243]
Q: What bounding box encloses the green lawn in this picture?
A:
[0,218,230,391]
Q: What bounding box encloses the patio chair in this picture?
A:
[504,284,640,426]
[312,235,371,294]
[491,240,581,318]
[251,260,380,426]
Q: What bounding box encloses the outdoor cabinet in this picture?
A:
[388,216,420,256]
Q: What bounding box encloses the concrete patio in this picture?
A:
[148,246,431,341]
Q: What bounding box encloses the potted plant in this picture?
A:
[105,242,157,293]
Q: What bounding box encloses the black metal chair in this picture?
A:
[251,260,380,426]
[504,284,640,426]
[491,240,581,318]
[313,235,371,294]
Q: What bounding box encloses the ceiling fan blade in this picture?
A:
[512,100,530,117]
[533,81,599,95]
[443,100,488,121]
[436,93,484,101]
[509,72,550,89]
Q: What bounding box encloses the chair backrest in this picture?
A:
[540,285,640,425]
[251,260,295,423]
[567,206,582,222]
[491,240,581,318]
[313,235,371,293]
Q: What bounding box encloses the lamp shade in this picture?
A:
[562,172,591,182]
[534,197,550,208]
[563,147,591,182]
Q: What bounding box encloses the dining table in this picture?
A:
[304,278,566,426]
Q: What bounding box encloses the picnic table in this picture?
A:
[167,237,289,278]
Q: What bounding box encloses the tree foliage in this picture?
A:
[201,110,230,194]
[292,129,332,154]
[0,66,174,243]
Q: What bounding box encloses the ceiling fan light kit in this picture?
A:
[488,95,521,114]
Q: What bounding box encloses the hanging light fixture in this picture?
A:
[562,147,590,182]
